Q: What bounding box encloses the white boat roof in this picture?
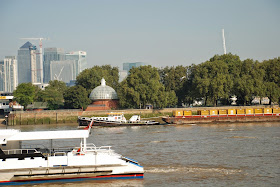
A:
[0,129,89,144]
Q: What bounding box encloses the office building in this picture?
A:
[43,48,65,83]
[50,60,76,83]
[65,51,87,77]
[0,61,4,91]
[17,42,38,84]
[0,56,18,92]
[123,62,145,73]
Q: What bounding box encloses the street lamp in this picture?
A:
[5,115,8,129]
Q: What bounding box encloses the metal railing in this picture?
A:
[3,149,39,155]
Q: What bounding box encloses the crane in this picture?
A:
[20,38,48,84]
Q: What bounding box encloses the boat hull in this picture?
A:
[92,121,160,127]
[78,117,160,127]
[0,172,143,186]
[0,164,144,185]
[162,114,280,124]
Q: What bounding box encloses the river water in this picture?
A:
[3,122,280,186]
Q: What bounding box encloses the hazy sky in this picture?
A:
[0,0,279,69]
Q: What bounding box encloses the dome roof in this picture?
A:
[89,78,118,100]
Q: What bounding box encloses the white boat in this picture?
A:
[0,121,144,185]
[78,112,160,127]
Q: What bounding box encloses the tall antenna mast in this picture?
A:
[222,29,227,54]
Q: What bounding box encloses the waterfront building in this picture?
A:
[86,78,119,111]
[123,62,145,73]
[65,51,87,77]
[43,48,65,83]
[50,60,76,83]
[17,42,38,84]
[0,56,18,92]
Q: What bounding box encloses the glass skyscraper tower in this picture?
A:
[65,51,87,77]
[17,42,37,84]
[43,48,65,83]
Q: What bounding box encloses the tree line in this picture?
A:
[13,54,280,110]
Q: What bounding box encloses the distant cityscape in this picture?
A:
[0,41,145,92]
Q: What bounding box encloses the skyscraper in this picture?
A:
[0,61,4,91]
[50,60,76,83]
[1,56,18,92]
[65,51,87,77]
[43,48,65,83]
[17,42,37,84]
[123,62,145,73]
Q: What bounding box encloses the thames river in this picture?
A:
[3,122,280,186]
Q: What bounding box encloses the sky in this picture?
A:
[0,0,279,69]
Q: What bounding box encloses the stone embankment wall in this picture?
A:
[6,105,277,126]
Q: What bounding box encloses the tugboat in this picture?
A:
[0,121,144,185]
[78,112,160,127]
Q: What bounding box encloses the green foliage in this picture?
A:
[76,65,119,95]
[39,80,67,110]
[64,85,91,110]
[118,65,177,108]
[159,65,188,106]
[47,80,68,93]
[261,57,280,104]
[13,83,37,109]
[233,59,265,105]
[191,59,232,106]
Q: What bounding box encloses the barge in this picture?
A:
[162,107,280,124]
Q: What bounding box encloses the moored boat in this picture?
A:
[78,112,160,127]
[162,108,280,124]
[0,121,144,185]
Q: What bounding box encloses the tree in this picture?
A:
[233,59,265,105]
[39,80,67,110]
[76,65,119,95]
[264,82,280,105]
[42,89,64,110]
[262,57,280,105]
[191,60,233,106]
[13,83,37,109]
[159,65,188,106]
[118,65,177,108]
[64,85,91,109]
[47,80,68,94]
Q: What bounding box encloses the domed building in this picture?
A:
[86,78,119,111]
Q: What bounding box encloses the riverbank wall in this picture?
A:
[4,105,278,126]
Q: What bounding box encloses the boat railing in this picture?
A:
[3,148,39,155]
[73,144,117,155]
[22,145,73,154]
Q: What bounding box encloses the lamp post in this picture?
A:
[5,115,8,129]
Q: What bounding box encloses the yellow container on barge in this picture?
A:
[173,110,183,117]
[227,109,236,115]
[218,109,227,115]
[263,108,272,114]
[245,108,254,114]
[197,110,210,115]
